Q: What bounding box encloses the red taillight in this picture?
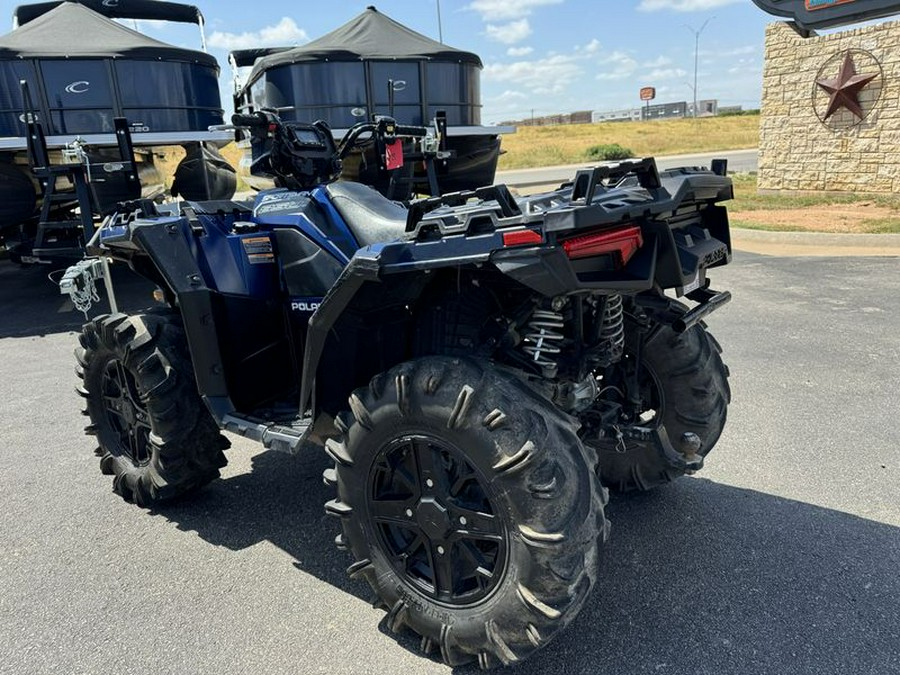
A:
[562,225,643,267]
[502,229,543,247]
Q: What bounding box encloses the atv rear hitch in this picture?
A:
[674,287,732,334]
[618,425,705,472]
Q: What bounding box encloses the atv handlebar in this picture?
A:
[231,112,268,129]
[227,110,434,187]
[337,118,429,159]
[394,124,429,138]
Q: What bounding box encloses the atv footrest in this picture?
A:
[222,412,313,455]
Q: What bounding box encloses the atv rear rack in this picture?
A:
[404,158,733,242]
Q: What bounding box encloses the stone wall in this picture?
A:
[759,20,900,193]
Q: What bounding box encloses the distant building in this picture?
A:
[688,99,718,117]
[500,99,722,127]
[592,108,642,123]
[569,110,593,124]
[643,101,688,120]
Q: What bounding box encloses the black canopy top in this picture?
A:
[230,47,292,68]
[751,0,900,30]
[14,0,204,26]
[242,6,482,85]
[0,3,217,66]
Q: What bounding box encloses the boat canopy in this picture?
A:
[14,0,204,27]
[244,5,481,84]
[1,2,214,64]
[236,6,483,129]
[0,3,223,139]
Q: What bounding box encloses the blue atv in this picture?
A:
[63,111,732,668]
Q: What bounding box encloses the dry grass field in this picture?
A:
[497,114,760,170]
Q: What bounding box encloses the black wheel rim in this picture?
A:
[368,434,508,606]
[100,358,153,466]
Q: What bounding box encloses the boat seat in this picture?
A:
[325,181,409,248]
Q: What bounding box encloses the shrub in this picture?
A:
[584,143,634,161]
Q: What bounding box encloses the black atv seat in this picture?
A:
[186,199,254,215]
[325,181,408,247]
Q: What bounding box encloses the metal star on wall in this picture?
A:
[815,53,878,120]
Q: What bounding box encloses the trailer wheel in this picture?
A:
[77,310,229,506]
[325,357,607,668]
[594,318,731,493]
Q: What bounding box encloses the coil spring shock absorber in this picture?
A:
[522,308,565,378]
[594,294,625,367]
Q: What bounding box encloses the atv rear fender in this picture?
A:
[299,164,733,415]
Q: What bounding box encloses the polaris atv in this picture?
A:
[62,111,732,668]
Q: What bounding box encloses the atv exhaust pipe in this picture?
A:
[673,289,732,334]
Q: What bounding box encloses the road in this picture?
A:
[0,252,897,675]
[496,148,759,189]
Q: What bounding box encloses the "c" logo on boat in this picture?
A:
[65,81,90,94]
[102,0,120,7]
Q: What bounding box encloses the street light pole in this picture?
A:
[685,17,713,118]
[436,0,444,43]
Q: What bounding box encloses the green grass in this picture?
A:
[584,143,634,161]
[729,174,900,234]
[730,217,900,234]
[730,174,900,211]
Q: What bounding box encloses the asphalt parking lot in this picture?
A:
[0,252,897,675]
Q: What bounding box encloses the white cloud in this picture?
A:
[646,67,688,79]
[642,55,673,68]
[495,89,528,102]
[727,57,762,75]
[721,45,757,56]
[698,45,757,58]
[507,46,534,57]
[583,39,601,54]
[208,17,308,51]
[467,0,564,21]
[485,19,532,44]
[485,54,583,94]
[638,0,742,10]
[595,51,638,81]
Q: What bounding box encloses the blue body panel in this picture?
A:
[191,213,280,298]
[103,186,372,301]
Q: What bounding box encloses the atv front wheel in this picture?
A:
[325,357,608,669]
[593,317,731,492]
[77,310,230,506]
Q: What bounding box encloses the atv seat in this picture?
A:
[325,181,408,247]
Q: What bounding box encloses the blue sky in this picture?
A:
[1,0,781,123]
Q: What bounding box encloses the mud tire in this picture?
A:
[596,317,731,493]
[77,310,229,506]
[325,357,608,668]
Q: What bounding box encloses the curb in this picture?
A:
[731,228,900,257]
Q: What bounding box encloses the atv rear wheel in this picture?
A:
[77,310,230,506]
[593,317,731,493]
[325,357,608,668]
